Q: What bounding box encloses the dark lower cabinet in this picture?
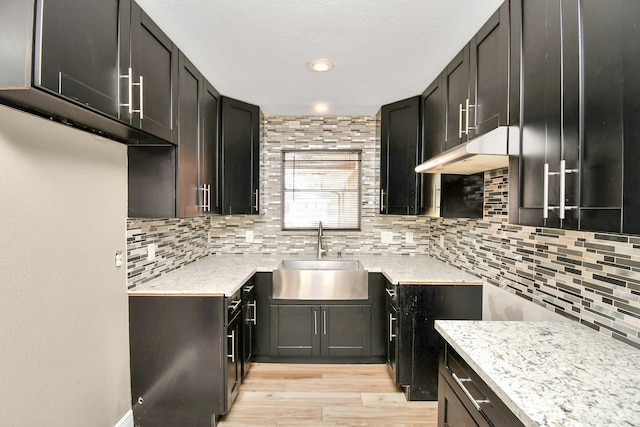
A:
[438,345,524,427]
[395,284,482,401]
[129,295,226,427]
[253,272,273,357]
[269,303,371,358]
[241,280,256,379]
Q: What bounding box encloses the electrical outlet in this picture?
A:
[439,235,444,248]
[147,243,156,262]
[114,251,123,269]
[405,231,414,244]
[381,231,393,244]
[246,230,254,243]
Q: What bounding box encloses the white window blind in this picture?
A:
[282,150,361,230]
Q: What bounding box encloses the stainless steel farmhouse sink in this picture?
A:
[273,259,368,300]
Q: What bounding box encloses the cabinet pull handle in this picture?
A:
[389,314,396,341]
[227,330,235,363]
[253,189,259,212]
[120,68,133,114]
[314,310,318,335]
[385,288,396,298]
[243,284,255,293]
[132,75,144,119]
[199,184,211,212]
[458,103,464,138]
[323,310,327,335]
[464,98,476,135]
[229,299,241,311]
[559,160,579,220]
[451,372,490,411]
[380,189,386,212]
[252,300,257,325]
[544,163,562,219]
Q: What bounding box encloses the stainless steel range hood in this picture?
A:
[415,126,516,175]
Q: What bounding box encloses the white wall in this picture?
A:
[0,105,131,426]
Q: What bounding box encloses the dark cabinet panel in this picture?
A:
[270,305,320,356]
[515,0,563,227]
[321,305,371,357]
[269,302,374,359]
[127,1,178,143]
[220,97,260,215]
[368,273,387,358]
[241,280,256,379]
[128,146,176,218]
[469,3,510,137]
[202,81,220,215]
[444,47,470,151]
[129,296,226,425]
[177,54,201,217]
[437,373,482,427]
[380,96,422,215]
[512,0,640,234]
[34,0,124,119]
[253,272,273,357]
[395,285,482,401]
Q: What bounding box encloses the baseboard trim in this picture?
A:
[114,409,133,427]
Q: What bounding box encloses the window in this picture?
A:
[282,150,361,230]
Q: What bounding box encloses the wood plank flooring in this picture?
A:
[219,363,438,426]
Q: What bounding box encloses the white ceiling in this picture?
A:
[135,0,504,116]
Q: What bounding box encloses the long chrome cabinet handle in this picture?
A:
[451,372,490,411]
[252,300,257,325]
[385,288,396,298]
[559,159,579,220]
[458,103,464,138]
[314,310,318,335]
[120,67,133,114]
[464,98,476,135]
[227,330,235,363]
[380,189,386,212]
[389,314,396,341]
[323,310,327,335]
[543,163,550,219]
[228,299,241,311]
[254,189,259,212]
[199,184,210,212]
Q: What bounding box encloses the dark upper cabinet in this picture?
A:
[177,53,220,217]
[33,0,126,119]
[129,52,220,218]
[380,96,422,215]
[220,96,260,215]
[512,0,640,234]
[125,1,178,143]
[443,47,471,151]
[469,2,510,137]
[421,77,446,216]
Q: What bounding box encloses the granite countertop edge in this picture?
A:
[128,253,483,296]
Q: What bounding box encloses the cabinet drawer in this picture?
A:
[441,346,523,427]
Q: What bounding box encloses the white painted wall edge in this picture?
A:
[114,409,133,427]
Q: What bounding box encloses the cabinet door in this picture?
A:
[34,0,126,119]
[516,0,563,227]
[128,2,178,143]
[580,0,639,233]
[129,296,226,424]
[220,97,260,215]
[202,81,220,215]
[270,305,320,356]
[226,312,242,413]
[421,76,446,216]
[253,273,272,356]
[469,2,509,137]
[444,47,470,151]
[177,53,202,217]
[321,305,371,356]
[380,96,422,215]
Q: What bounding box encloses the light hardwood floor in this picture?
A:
[218,363,438,427]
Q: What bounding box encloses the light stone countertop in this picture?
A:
[128,253,482,296]
[435,320,640,427]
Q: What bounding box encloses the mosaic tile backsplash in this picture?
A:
[127,115,640,349]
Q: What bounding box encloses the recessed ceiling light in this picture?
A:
[312,103,330,113]
[308,59,334,72]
